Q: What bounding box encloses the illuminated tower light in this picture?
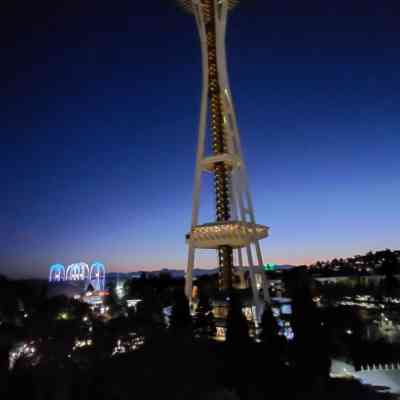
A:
[179,0,270,321]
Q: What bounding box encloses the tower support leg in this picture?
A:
[185,245,195,300]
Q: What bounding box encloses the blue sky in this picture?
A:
[1,2,400,278]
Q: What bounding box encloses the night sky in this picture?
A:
[2,1,400,278]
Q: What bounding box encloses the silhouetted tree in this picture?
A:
[380,250,400,298]
[225,295,250,347]
[194,294,216,340]
[105,282,122,316]
[285,268,331,388]
[133,284,165,345]
[0,277,20,324]
[259,303,285,360]
[195,273,219,299]
[169,289,192,338]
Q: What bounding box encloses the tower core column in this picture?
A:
[204,0,234,291]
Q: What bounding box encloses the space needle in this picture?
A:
[179,0,270,321]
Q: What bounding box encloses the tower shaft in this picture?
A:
[205,0,233,290]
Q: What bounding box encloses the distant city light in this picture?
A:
[58,312,69,320]
[9,342,37,370]
[116,282,125,299]
[112,334,144,355]
[126,299,142,309]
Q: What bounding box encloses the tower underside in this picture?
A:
[181,0,270,321]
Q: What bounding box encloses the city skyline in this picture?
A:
[2,2,400,279]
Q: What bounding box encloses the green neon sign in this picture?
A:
[264,263,276,271]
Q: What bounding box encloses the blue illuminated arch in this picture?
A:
[90,262,106,291]
[50,261,105,287]
[66,263,82,281]
[49,264,65,282]
[78,262,90,280]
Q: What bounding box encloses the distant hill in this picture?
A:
[272,265,294,271]
[106,265,295,281]
[106,269,216,280]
